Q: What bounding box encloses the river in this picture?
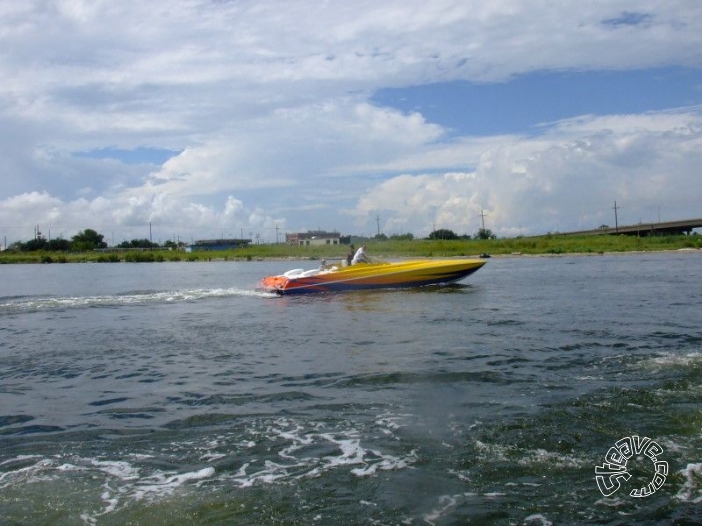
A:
[1,252,701,525]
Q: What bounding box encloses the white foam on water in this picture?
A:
[641,351,702,369]
[375,412,412,431]
[224,422,418,487]
[473,440,587,469]
[321,435,366,467]
[594,497,627,507]
[422,491,516,525]
[200,452,227,461]
[0,455,46,484]
[0,454,217,525]
[209,414,419,488]
[319,429,418,478]
[524,513,553,526]
[675,462,702,503]
[132,467,216,501]
[230,459,291,487]
[90,459,141,481]
[1,413,418,522]
[350,448,417,477]
[0,287,272,313]
[474,439,512,461]
[517,448,585,468]
[423,494,457,526]
[660,437,689,453]
[447,468,471,482]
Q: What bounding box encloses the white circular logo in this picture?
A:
[595,435,668,497]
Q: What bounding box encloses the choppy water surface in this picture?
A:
[1,253,701,525]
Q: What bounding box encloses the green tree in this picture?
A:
[71,229,107,251]
[21,237,48,251]
[47,238,71,251]
[117,238,159,249]
[163,240,185,249]
[428,229,459,240]
[132,238,156,248]
[476,228,496,240]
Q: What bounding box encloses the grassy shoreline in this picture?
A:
[1,234,700,264]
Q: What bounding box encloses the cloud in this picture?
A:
[1,1,701,242]
[352,108,702,237]
[0,189,281,244]
[146,100,442,197]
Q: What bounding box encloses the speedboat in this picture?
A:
[259,258,486,294]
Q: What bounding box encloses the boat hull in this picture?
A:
[260,259,486,294]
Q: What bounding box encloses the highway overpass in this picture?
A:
[557,217,702,237]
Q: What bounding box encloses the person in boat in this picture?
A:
[351,244,370,264]
[345,245,355,266]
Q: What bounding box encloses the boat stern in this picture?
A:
[259,275,288,292]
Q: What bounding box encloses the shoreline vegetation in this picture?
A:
[0,234,700,264]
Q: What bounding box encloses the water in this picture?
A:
[1,253,701,525]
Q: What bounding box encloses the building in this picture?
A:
[286,230,341,246]
[186,238,251,252]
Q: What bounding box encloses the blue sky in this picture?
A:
[1,1,701,245]
[74,147,181,166]
[372,68,702,138]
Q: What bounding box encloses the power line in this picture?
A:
[479,209,489,231]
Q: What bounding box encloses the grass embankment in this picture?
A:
[1,234,700,264]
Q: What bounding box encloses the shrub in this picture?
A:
[124,251,156,262]
[97,254,120,263]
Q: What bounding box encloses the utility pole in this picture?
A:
[613,201,619,233]
[275,225,279,244]
[376,214,380,237]
[479,209,488,230]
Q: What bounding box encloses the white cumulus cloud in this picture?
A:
[1,1,701,243]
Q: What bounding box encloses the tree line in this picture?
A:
[7,229,184,252]
[426,228,495,240]
[7,227,495,252]
[372,228,495,241]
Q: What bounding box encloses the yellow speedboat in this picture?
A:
[260,258,486,294]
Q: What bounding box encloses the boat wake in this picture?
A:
[0,412,418,525]
[0,287,275,314]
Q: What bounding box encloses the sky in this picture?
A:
[1,1,702,245]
